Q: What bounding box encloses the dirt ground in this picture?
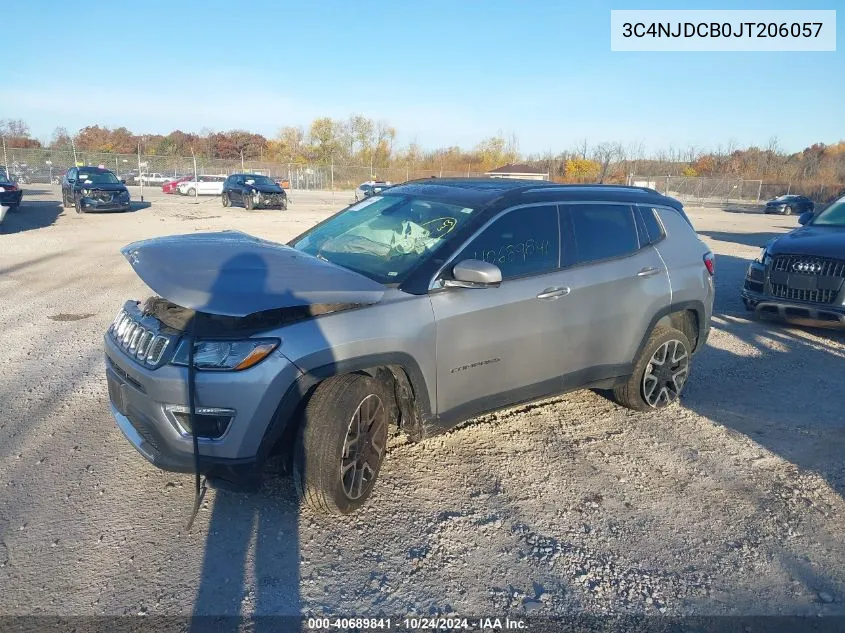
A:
[0,185,843,618]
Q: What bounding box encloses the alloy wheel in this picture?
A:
[642,339,689,408]
[340,394,387,500]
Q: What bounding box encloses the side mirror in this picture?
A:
[443,259,502,289]
[798,211,813,226]
[120,179,126,184]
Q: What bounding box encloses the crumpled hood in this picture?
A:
[121,231,385,317]
[247,184,285,194]
[768,225,845,259]
[78,183,127,193]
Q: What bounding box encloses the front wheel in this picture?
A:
[245,194,254,210]
[612,326,691,412]
[294,374,391,515]
[74,197,85,214]
[186,188,196,197]
[783,205,794,215]
[222,192,230,207]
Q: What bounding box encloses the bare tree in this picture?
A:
[592,142,622,183]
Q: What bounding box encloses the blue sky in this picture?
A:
[4,0,842,155]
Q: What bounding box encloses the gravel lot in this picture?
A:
[0,186,844,618]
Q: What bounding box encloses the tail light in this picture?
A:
[703,252,715,276]
[3,183,18,191]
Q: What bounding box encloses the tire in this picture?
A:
[61,193,70,209]
[294,374,391,515]
[187,188,196,197]
[783,205,793,215]
[611,326,692,412]
[245,194,254,210]
[222,192,230,207]
[74,197,85,214]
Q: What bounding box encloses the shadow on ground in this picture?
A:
[684,253,845,501]
[0,200,63,234]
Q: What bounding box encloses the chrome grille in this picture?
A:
[108,307,170,366]
[91,190,114,202]
[769,285,837,304]
[772,255,845,278]
[768,255,845,306]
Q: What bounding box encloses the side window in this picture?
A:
[567,204,640,264]
[67,168,76,181]
[453,204,560,279]
[636,206,666,244]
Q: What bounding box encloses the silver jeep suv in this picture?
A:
[104,179,714,514]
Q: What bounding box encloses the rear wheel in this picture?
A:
[294,374,391,515]
[612,326,691,412]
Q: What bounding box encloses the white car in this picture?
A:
[177,175,226,196]
[354,180,392,201]
[0,204,8,225]
[137,172,171,185]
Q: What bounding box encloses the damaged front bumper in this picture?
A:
[79,195,131,212]
[103,301,303,476]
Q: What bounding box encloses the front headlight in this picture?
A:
[171,338,279,371]
[81,188,92,196]
[755,247,772,265]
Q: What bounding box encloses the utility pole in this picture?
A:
[2,137,7,179]
[137,143,144,202]
[192,148,198,203]
[71,137,78,166]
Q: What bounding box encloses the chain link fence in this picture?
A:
[630,175,844,205]
[3,147,488,190]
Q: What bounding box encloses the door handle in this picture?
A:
[636,267,661,278]
[536,287,571,300]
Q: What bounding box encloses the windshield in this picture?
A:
[243,175,275,187]
[292,194,476,284]
[811,198,845,227]
[78,171,119,185]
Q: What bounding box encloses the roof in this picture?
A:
[386,178,682,209]
[485,163,549,175]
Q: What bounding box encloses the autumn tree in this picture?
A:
[0,118,41,148]
[49,127,73,149]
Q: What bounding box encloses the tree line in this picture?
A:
[1,117,843,189]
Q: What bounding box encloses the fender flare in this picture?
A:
[256,352,434,461]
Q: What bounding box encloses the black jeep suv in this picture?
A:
[62,167,131,213]
[222,174,288,210]
[743,196,845,327]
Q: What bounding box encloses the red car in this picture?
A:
[162,175,194,194]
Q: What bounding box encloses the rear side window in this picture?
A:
[636,206,666,244]
[454,204,560,279]
[567,204,639,264]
